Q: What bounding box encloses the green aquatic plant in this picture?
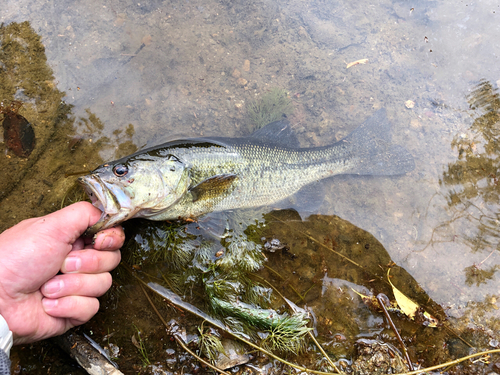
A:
[198,323,225,363]
[204,276,312,353]
[248,87,294,128]
[60,180,89,209]
[218,230,266,272]
[132,324,150,367]
[124,212,311,357]
[261,314,312,354]
[124,220,197,268]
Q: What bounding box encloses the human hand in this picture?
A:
[0,201,124,345]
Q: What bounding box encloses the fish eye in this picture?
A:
[113,164,128,177]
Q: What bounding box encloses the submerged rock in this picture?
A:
[351,339,407,375]
[215,339,250,370]
[2,103,36,158]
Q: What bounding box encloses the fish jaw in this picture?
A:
[78,174,134,235]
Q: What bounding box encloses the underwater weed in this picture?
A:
[218,233,265,273]
[207,294,312,355]
[248,88,294,129]
[124,221,196,268]
[60,180,88,209]
[261,314,312,355]
[132,324,150,367]
[198,323,225,363]
[247,285,274,307]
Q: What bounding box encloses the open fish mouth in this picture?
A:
[78,174,109,213]
[78,173,136,234]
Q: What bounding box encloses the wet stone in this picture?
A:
[243,59,250,71]
[215,339,250,370]
[263,238,287,252]
[351,339,407,375]
[2,111,36,158]
[237,77,248,86]
[232,68,241,78]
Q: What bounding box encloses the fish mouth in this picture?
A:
[78,174,112,213]
[78,174,125,234]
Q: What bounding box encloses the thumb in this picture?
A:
[43,202,102,243]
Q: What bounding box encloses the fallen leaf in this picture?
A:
[131,334,140,349]
[346,58,369,69]
[387,269,439,327]
[387,269,419,319]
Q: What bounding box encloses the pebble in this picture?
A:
[232,69,241,78]
[141,35,152,46]
[410,119,421,128]
[405,100,415,109]
[243,59,250,71]
[237,77,248,86]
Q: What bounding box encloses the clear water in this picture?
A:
[1,0,499,372]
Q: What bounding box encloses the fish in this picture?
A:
[79,109,414,234]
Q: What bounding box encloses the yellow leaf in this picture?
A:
[387,269,419,319]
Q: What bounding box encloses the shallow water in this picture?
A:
[1,0,499,373]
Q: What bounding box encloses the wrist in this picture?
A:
[0,313,13,357]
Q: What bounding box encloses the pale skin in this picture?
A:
[0,201,124,345]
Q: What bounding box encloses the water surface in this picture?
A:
[1,0,499,373]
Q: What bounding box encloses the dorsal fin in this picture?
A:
[250,120,300,148]
[189,174,238,202]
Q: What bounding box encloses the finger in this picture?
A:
[61,249,121,274]
[42,295,100,325]
[87,226,126,251]
[72,237,86,251]
[42,202,104,244]
[41,273,112,299]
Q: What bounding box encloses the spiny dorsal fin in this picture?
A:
[189,174,238,202]
[250,120,300,148]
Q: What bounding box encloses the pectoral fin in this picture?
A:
[189,174,238,202]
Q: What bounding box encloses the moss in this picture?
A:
[248,87,294,129]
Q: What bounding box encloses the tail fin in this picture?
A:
[343,109,415,176]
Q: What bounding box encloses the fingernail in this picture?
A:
[42,298,58,310]
[44,279,63,295]
[101,235,114,249]
[64,256,82,272]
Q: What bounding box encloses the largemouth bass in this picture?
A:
[79,109,414,234]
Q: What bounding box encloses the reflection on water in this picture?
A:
[0,22,139,233]
[440,79,500,283]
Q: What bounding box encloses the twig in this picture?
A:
[376,293,414,371]
[145,281,341,375]
[267,214,366,271]
[252,272,344,374]
[262,264,305,301]
[138,283,230,375]
[393,349,500,375]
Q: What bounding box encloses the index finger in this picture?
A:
[88,226,126,251]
